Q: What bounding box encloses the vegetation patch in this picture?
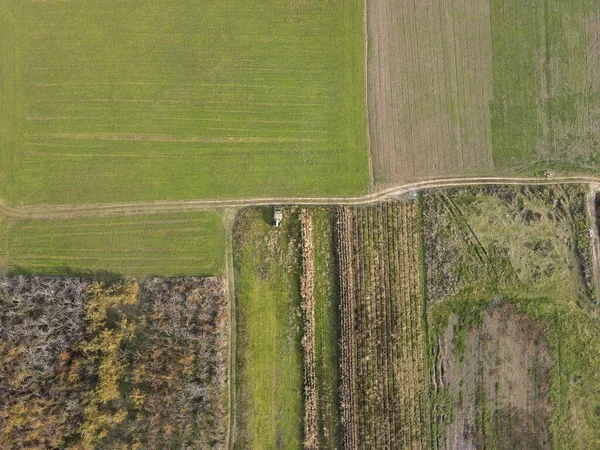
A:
[233,206,341,450]
[0,275,228,449]
[0,212,225,277]
[311,208,341,449]
[233,207,303,450]
[423,185,600,448]
[336,201,429,449]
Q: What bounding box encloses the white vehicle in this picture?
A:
[273,207,283,227]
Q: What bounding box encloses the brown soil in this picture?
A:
[367,0,494,183]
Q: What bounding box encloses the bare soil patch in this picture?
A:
[434,304,552,450]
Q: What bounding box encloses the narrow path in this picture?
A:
[222,208,238,450]
[2,176,600,220]
[587,184,600,300]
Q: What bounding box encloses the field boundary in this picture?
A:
[2,177,600,219]
[223,209,237,450]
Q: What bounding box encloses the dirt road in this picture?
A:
[2,176,600,220]
[587,184,600,301]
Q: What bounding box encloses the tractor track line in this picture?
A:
[1,176,600,220]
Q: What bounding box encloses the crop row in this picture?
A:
[336,201,429,449]
[300,210,319,449]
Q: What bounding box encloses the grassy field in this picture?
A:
[0,0,369,205]
[0,212,225,276]
[491,0,600,171]
[233,207,303,450]
[369,0,600,183]
[423,185,600,448]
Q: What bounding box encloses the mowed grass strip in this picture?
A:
[233,208,303,450]
[311,209,341,449]
[1,0,369,205]
[0,1,19,199]
[0,212,225,276]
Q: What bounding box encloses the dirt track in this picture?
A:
[587,183,600,301]
[1,176,600,220]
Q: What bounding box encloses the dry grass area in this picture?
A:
[367,0,494,183]
[336,201,428,449]
[432,304,552,450]
[300,209,319,449]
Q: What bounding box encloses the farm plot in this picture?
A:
[368,0,600,183]
[0,212,225,276]
[491,0,600,171]
[0,0,369,205]
[300,208,342,449]
[336,201,429,449]
[0,276,228,449]
[423,185,600,448]
[367,0,494,182]
[233,208,304,450]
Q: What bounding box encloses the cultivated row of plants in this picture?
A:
[299,210,319,449]
[335,202,429,449]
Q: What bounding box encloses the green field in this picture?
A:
[233,207,303,450]
[0,212,225,276]
[311,209,341,449]
[0,0,369,206]
[491,0,600,172]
